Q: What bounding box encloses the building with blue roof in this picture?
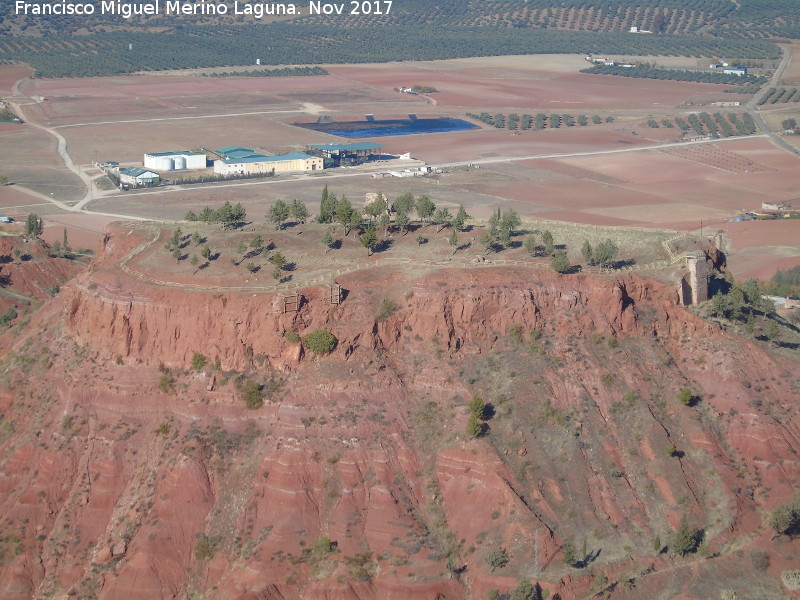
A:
[305,142,384,166]
[119,167,160,187]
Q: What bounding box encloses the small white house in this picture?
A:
[118,167,160,187]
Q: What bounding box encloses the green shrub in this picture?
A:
[194,533,215,561]
[312,535,334,558]
[679,387,693,405]
[158,373,174,393]
[191,353,207,370]
[623,390,639,406]
[241,379,264,410]
[669,516,698,556]
[551,250,570,273]
[510,579,539,600]
[285,331,301,343]
[302,329,337,355]
[767,500,800,535]
[376,299,399,322]
[468,395,486,419]
[466,413,482,438]
[0,308,17,326]
[485,546,509,572]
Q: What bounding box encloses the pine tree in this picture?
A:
[25,213,42,237]
[523,234,537,256]
[669,515,698,556]
[320,185,330,222]
[449,228,459,252]
[581,240,593,265]
[290,199,309,224]
[269,200,290,230]
[562,538,577,566]
[453,205,470,231]
[551,250,570,273]
[320,185,338,223]
[322,231,334,253]
[542,230,554,254]
[359,227,378,256]
[466,413,482,438]
[415,195,436,225]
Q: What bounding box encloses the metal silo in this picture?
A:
[174,156,187,170]
[161,157,175,171]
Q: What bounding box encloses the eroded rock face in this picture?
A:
[0,229,798,600]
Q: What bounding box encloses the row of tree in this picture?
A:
[581,64,767,85]
[2,26,780,78]
[203,66,328,78]
[467,112,611,130]
[185,201,246,229]
[758,87,800,106]
[319,186,472,240]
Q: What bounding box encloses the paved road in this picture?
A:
[94,133,768,205]
[746,45,800,157]
[7,92,96,207]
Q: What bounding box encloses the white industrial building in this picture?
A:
[723,67,748,76]
[213,152,323,176]
[143,151,207,171]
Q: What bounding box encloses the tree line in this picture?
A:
[0,25,780,78]
[581,64,768,85]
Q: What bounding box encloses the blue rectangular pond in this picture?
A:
[295,118,478,138]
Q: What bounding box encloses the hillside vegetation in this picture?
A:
[0,0,795,76]
[0,25,782,78]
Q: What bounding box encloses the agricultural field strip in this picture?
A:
[51,107,316,129]
[745,46,800,156]
[91,134,769,210]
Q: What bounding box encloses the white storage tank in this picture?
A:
[161,157,174,171]
[174,156,187,170]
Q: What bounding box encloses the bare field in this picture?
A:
[0,184,54,218]
[0,126,84,201]
[724,219,800,280]
[39,212,114,251]
[0,64,31,96]
[328,63,728,111]
[21,73,414,127]
[781,42,800,84]
[61,114,345,165]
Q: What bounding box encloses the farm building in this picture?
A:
[305,142,384,167]
[144,151,206,171]
[214,146,265,160]
[723,67,748,76]
[118,167,160,187]
[213,152,323,176]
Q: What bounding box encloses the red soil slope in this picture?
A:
[0,226,797,599]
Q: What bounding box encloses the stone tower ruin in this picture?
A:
[677,252,710,305]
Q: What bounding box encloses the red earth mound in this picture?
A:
[0,224,797,600]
